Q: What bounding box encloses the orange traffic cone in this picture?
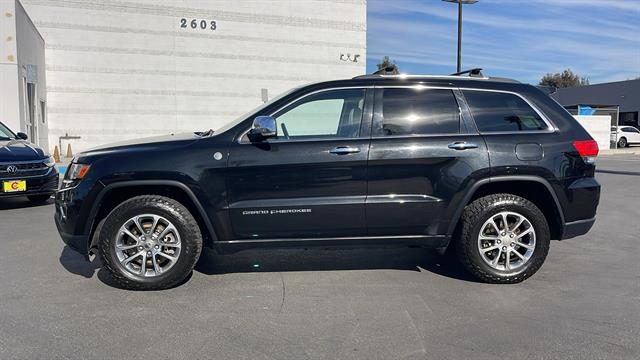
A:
[53,146,60,162]
[65,143,73,158]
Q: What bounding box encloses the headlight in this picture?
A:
[65,163,91,181]
[43,156,55,168]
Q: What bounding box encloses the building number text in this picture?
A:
[180,18,217,30]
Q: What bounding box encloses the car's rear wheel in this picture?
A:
[27,194,51,204]
[618,137,627,148]
[98,195,202,290]
[455,193,550,284]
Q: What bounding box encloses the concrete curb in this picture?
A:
[600,149,640,156]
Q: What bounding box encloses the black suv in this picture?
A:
[54,73,600,290]
[1,121,58,203]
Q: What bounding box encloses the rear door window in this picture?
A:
[376,88,460,136]
[463,90,548,132]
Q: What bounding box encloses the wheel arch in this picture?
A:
[86,180,218,252]
[448,176,565,240]
[618,136,627,146]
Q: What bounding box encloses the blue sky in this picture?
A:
[366,0,640,84]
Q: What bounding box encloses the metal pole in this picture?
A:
[457,0,462,72]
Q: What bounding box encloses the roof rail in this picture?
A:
[351,69,520,84]
[451,68,484,77]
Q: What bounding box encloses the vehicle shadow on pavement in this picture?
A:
[595,169,640,176]
[58,246,479,287]
[59,246,100,278]
[0,197,52,210]
[194,247,479,283]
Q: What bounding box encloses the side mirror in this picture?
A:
[248,116,277,142]
[16,132,28,140]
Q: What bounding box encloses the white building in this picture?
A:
[0,0,48,149]
[17,0,367,153]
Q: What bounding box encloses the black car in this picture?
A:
[55,72,600,290]
[0,121,58,203]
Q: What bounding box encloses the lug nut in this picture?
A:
[147,251,152,256]
[501,232,506,236]
[138,246,143,250]
[510,243,515,247]
[154,245,159,249]
[502,246,507,251]
[510,234,515,238]
[497,240,501,244]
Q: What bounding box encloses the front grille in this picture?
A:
[0,162,50,178]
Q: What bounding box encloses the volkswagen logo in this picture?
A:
[6,165,18,174]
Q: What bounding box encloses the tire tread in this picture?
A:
[456,193,550,284]
[99,195,202,290]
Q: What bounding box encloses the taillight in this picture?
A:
[573,140,599,163]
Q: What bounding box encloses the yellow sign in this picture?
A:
[3,180,27,193]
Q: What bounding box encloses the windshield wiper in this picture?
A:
[0,136,12,140]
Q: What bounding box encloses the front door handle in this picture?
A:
[329,146,360,155]
[448,142,479,150]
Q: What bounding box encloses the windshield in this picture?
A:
[212,87,301,134]
[0,122,16,140]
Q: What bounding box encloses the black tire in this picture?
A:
[98,195,202,290]
[27,194,51,204]
[455,193,550,284]
[618,137,627,148]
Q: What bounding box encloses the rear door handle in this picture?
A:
[448,142,479,150]
[329,146,360,155]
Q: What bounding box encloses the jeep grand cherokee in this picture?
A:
[54,72,600,290]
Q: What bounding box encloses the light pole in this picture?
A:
[442,0,478,73]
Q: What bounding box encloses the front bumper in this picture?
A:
[54,179,104,255]
[0,168,58,198]
[55,216,89,254]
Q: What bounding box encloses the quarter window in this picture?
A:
[272,89,365,140]
[377,88,460,136]
[463,90,548,132]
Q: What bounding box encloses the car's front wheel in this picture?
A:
[98,195,202,290]
[455,194,550,284]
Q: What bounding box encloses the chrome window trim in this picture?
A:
[370,133,480,140]
[458,87,559,134]
[237,84,559,142]
[237,86,373,144]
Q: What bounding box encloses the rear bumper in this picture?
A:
[560,217,596,240]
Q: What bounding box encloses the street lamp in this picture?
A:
[442,0,478,73]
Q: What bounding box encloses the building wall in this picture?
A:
[574,115,611,150]
[15,0,47,148]
[0,0,47,150]
[1,0,21,132]
[20,0,367,153]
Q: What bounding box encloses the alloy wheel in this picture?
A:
[114,214,182,277]
[477,211,536,271]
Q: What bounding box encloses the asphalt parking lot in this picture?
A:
[1,155,639,360]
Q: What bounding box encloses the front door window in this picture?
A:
[272,89,365,140]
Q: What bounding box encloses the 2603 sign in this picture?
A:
[180,18,217,31]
